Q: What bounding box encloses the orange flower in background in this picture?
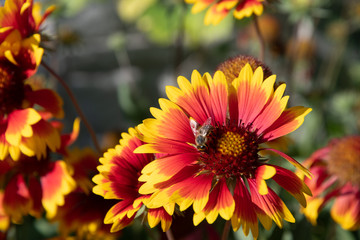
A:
[64,147,100,194]
[0,37,43,87]
[53,147,121,239]
[0,0,55,77]
[0,1,62,163]
[301,136,360,231]
[0,83,64,161]
[0,30,43,78]
[185,0,264,25]
[135,63,312,239]
[54,191,121,240]
[0,0,55,38]
[0,191,9,232]
[93,127,173,232]
[0,155,75,223]
[0,119,79,228]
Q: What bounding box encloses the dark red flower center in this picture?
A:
[0,64,25,116]
[217,55,272,83]
[197,123,261,179]
[327,136,360,186]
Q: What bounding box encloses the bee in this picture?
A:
[189,117,213,151]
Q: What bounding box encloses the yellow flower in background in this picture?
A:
[185,0,264,25]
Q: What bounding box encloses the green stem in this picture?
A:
[221,220,231,240]
[165,228,175,240]
[253,15,265,62]
[41,61,101,153]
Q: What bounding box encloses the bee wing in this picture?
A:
[189,117,199,136]
[198,117,213,136]
[199,125,212,136]
[203,117,212,126]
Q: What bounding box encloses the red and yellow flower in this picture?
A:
[135,61,312,238]
[301,136,360,231]
[54,191,121,240]
[93,127,173,232]
[0,119,79,228]
[0,82,64,161]
[0,155,75,223]
[64,147,100,194]
[0,31,43,79]
[53,147,121,239]
[0,191,9,232]
[185,0,264,25]
[0,0,55,77]
[0,0,58,162]
[0,0,55,38]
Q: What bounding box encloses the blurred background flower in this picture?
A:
[185,0,264,25]
[301,136,360,231]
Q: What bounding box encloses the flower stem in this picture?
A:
[174,1,186,77]
[165,229,175,240]
[221,220,231,240]
[253,15,265,62]
[41,61,101,153]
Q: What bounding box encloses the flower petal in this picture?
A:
[41,161,76,219]
[231,178,259,238]
[263,106,312,141]
[263,148,311,178]
[0,191,10,232]
[249,179,295,228]
[140,153,198,185]
[147,208,173,232]
[271,165,312,207]
[166,72,209,123]
[25,88,64,119]
[147,98,195,143]
[331,184,360,231]
[206,71,228,125]
[164,169,213,213]
[5,108,41,145]
[255,165,276,195]
[20,119,61,159]
[3,174,31,222]
[198,178,235,224]
[233,0,263,19]
[104,199,140,225]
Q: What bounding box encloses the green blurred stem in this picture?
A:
[41,61,101,154]
[253,15,265,62]
[165,229,175,240]
[174,1,186,77]
[319,37,348,91]
[221,220,231,240]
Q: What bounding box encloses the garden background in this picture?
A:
[1,0,360,239]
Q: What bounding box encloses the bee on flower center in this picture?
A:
[190,117,213,151]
